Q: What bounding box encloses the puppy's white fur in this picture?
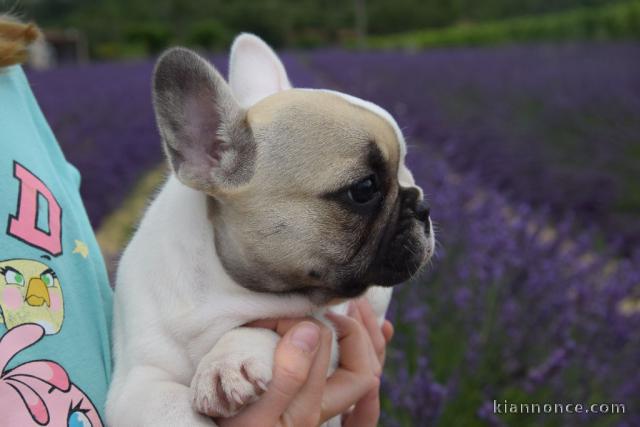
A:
[106,34,420,426]
[230,34,292,108]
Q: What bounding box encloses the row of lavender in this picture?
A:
[384,157,639,427]
[27,45,640,426]
[307,46,640,426]
[308,45,640,254]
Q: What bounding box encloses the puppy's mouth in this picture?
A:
[361,189,433,287]
[320,213,433,303]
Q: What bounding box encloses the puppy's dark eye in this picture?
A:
[347,175,380,204]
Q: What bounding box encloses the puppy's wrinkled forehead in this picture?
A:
[247,89,401,190]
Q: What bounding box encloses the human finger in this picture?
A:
[342,378,381,427]
[354,299,387,366]
[347,302,382,376]
[320,312,378,421]
[279,321,333,426]
[382,320,394,344]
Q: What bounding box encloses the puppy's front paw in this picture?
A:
[191,355,272,418]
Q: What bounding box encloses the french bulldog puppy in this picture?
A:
[106,34,434,426]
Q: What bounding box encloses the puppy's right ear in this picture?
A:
[153,47,255,194]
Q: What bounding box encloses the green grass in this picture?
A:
[369,1,640,49]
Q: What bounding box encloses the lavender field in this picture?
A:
[27,44,640,426]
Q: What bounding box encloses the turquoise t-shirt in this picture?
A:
[0,65,112,427]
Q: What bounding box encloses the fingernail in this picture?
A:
[290,322,320,353]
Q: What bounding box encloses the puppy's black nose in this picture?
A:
[415,201,430,223]
[401,187,420,206]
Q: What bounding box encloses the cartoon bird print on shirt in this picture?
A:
[0,259,64,335]
[0,323,103,426]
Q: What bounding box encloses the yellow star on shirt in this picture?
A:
[72,240,89,258]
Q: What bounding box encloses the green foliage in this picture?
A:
[125,23,173,54]
[370,1,640,49]
[15,0,637,58]
[93,42,148,60]
[186,20,232,50]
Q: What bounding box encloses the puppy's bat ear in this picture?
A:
[153,47,255,194]
[229,33,292,108]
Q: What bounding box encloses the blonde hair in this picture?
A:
[0,15,41,67]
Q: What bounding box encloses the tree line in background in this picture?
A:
[15,0,635,58]
[371,0,640,49]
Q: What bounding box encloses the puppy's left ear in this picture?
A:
[229,33,292,108]
[153,47,255,194]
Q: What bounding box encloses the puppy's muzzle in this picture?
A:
[361,186,431,288]
[400,187,431,233]
[415,201,430,225]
